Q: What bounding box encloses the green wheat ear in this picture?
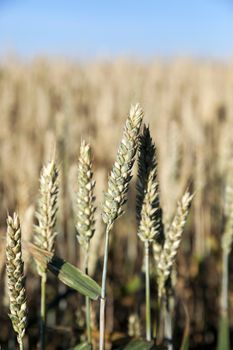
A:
[76,139,96,251]
[75,139,96,344]
[34,158,59,276]
[99,103,143,350]
[6,213,27,349]
[102,103,143,228]
[136,124,162,243]
[157,190,193,298]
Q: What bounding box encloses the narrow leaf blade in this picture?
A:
[48,256,101,300]
[124,339,153,350]
[180,302,190,350]
[27,243,101,300]
[73,342,92,350]
[217,315,230,350]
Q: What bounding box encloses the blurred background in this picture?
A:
[1,1,233,349]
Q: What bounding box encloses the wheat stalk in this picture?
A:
[6,213,27,350]
[219,164,233,349]
[75,139,96,344]
[136,124,162,340]
[222,168,233,255]
[99,104,143,350]
[34,158,59,350]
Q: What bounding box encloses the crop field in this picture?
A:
[0,58,233,349]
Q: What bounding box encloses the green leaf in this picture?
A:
[217,315,230,350]
[47,256,101,300]
[73,342,92,350]
[27,243,101,300]
[180,334,189,350]
[124,339,154,350]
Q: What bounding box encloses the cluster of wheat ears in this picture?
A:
[4,104,197,350]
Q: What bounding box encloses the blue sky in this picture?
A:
[0,0,233,59]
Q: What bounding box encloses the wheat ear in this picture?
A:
[136,124,162,341]
[76,140,96,344]
[6,213,27,350]
[136,124,162,242]
[34,158,59,350]
[76,140,96,250]
[99,104,143,350]
[102,103,144,227]
[157,190,193,298]
[34,159,59,262]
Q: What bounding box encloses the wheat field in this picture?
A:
[0,57,233,349]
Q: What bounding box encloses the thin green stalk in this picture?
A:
[84,244,92,344]
[19,339,24,350]
[40,273,47,350]
[86,296,91,343]
[217,249,230,350]
[156,295,165,346]
[153,294,160,340]
[156,291,173,348]
[164,295,173,350]
[145,241,151,341]
[221,250,229,318]
[99,224,111,350]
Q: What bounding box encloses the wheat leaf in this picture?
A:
[27,242,101,300]
[73,342,92,350]
[124,339,154,350]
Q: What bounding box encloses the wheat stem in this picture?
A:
[34,159,59,350]
[145,241,151,341]
[99,104,143,350]
[19,339,24,350]
[221,250,228,317]
[136,125,162,341]
[75,140,96,344]
[84,243,91,343]
[99,224,111,350]
[164,295,173,350]
[40,273,47,350]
